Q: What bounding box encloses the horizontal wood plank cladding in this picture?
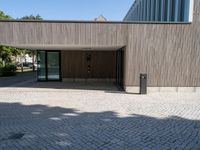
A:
[61,51,116,79]
[0,22,127,46]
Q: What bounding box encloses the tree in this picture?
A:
[0,45,23,66]
[0,10,12,19]
[21,14,42,20]
[0,46,11,66]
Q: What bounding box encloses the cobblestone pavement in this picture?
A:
[0,84,200,150]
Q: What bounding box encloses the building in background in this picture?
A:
[124,0,194,22]
[94,15,107,21]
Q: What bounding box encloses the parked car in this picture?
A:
[28,63,37,68]
[16,62,37,69]
[16,62,28,67]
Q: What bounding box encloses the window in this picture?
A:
[153,0,156,21]
[178,0,182,21]
[149,0,152,21]
[171,0,176,21]
[158,0,162,21]
[184,0,191,22]
[37,51,61,81]
[164,0,169,21]
[142,0,145,20]
[139,2,142,21]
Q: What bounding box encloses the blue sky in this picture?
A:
[0,0,134,20]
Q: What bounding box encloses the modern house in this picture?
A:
[0,0,199,93]
[94,15,107,21]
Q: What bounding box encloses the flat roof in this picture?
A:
[0,19,191,25]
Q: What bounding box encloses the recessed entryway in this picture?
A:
[37,48,125,90]
[61,48,124,89]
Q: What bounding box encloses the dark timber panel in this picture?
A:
[61,51,116,79]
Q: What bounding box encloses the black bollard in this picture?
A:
[140,74,147,94]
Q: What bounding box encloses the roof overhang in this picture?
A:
[2,44,125,51]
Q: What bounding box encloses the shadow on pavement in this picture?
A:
[0,72,123,92]
[0,71,37,87]
[0,102,200,149]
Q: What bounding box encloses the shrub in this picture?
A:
[0,67,2,76]
[0,64,16,77]
[0,62,3,68]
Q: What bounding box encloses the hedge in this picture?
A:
[0,64,16,77]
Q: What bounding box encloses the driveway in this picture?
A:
[0,84,200,149]
[0,71,37,87]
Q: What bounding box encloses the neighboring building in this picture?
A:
[124,0,194,22]
[0,0,199,93]
[94,15,107,21]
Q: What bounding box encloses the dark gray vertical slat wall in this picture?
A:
[0,0,199,87]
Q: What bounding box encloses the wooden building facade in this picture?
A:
[0,0,199,93]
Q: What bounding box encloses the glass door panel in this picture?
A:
[47,52,60,80]
[37,51,46,81]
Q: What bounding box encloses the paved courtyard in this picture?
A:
[0,83,200,150]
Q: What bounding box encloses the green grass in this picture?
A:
[16,67,34,73]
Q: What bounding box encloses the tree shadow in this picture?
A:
[0,102,200,149]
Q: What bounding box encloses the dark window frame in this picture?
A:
[37,50,62,82]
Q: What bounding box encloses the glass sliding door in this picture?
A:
[47,52,60,80]
[37,50,61,81]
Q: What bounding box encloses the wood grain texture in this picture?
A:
[125,0,200,86]
[0,0,200,87]
[61,51,116,79]
[0,22,127,47]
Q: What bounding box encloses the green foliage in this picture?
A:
[0,61,3,67]
[0,64,16,76]
[0,45,26,65]
[0,45,12,64]
[21,14,43,20]
[0,10,12,19]
[10,47,22,56]
[26,49,36,57]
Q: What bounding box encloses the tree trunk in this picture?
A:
[2,60,5,67]
[21,63,23,72]
[32,52,35,71]
[20,57,23,72]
